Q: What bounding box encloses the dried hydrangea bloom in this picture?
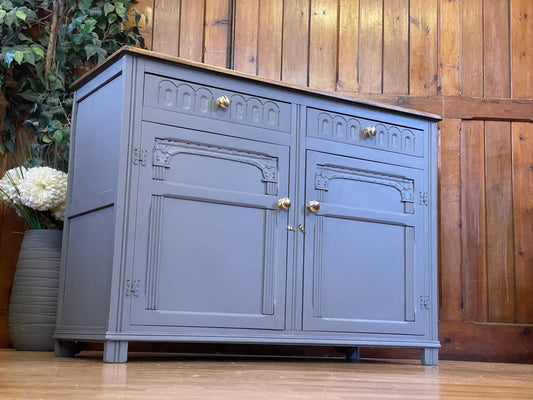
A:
[0,166,27,205]
[18,167,68,211]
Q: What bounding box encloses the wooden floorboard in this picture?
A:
[1,349,532,399]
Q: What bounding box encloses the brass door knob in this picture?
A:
[277,197,292,210]
[306,200,320,213]
[364,126,377,137]
[216,95,231,109]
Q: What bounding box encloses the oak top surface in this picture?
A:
[73,46,441,121]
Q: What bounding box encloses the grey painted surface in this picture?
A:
[55,51,440,364]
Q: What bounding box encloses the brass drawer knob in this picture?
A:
[216,95,231,109]
[364,126,377,137]
[277,197,292,210]
[306,200,320,213]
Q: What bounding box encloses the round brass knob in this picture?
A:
[216,95,231,109]
[364,126,377,137]
[306,200,320,213]
[277,197,292,210]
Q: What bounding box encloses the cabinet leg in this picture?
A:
[335,347,360,362]
[103,341,129,363]
[421,348,438,366]
[54,340,88,357]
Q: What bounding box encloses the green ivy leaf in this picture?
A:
[0,10,6,19]
[18,32,32,42]
[50,120,63,131]
[31,45,44,58]
[84,43,98,59]
[14,50,24,65]
[42,135,53,144]
[23,48,35,65]
[134,9,140,25]
[107,12,117,24]
[15,9,27,20]
[83,16,97,33]
[79,0,91,11]
[52,130,63,144]
[108,23,120,35]
[1,1,13,11]
[104,2,115,16]
[114,2,126,19]
[4,12,16,27]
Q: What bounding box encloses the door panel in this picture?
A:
[128,122,290,330]
[302,151,426,335]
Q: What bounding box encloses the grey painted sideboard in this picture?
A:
[54,47,441,364]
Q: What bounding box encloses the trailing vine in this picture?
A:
[0,0,146,172]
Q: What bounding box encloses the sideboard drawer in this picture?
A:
[306,107,425,158]
[143,73,292,133]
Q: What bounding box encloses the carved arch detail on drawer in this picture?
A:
[150,77,287,131]
[309,110,422,157]
[314,165,415,214]
[152,139,279,194]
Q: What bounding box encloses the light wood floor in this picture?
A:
[1,349,533,399]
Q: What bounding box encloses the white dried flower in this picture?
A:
[18,167,68,211]
[0,166,27,205]
[51,201,66,221]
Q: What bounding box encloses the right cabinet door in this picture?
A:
[302,150,427,335]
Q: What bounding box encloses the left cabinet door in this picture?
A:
[127,122,290,330]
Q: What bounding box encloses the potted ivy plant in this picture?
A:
[0,0,146,351]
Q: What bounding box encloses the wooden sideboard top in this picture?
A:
[72,46,441,121]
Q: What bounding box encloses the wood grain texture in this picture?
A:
[460,0,483,96]
[204,0,230,67]
[382,0,408,94]
[257,0,283,80]
[3,349,533,399]
[337,0,359,92]
[512,122,533,323]
[308,0,338,91]
[409,0,438,95]
[233,0,259,74]
[0,208,25,348]
[511,0,533,99]
[485,121,515,323]
[358,0,383,93]
[439,0,460,96]
[152,0,181,55]
[438,119,462,321]
[281,0,309,86]
[179,0,205,62]
[460,120,487,322]
[439,320,533,363]
[484,0,510,98]
[130,0,155,50]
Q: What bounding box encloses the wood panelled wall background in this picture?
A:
[1,0,532,362]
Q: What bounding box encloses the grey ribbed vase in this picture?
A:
[8,229,62,351]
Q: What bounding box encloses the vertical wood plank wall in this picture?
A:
[1,0,532,362]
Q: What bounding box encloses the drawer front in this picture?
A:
[306,107,425,158]
[143,73,292,133]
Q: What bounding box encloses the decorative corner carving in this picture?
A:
[133,148,148,167]
[419,192,429,206]
[125,279,141,297]
[419,294,430,310]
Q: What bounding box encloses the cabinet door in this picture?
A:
[302,151,426,335]
[128,122,290,330]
